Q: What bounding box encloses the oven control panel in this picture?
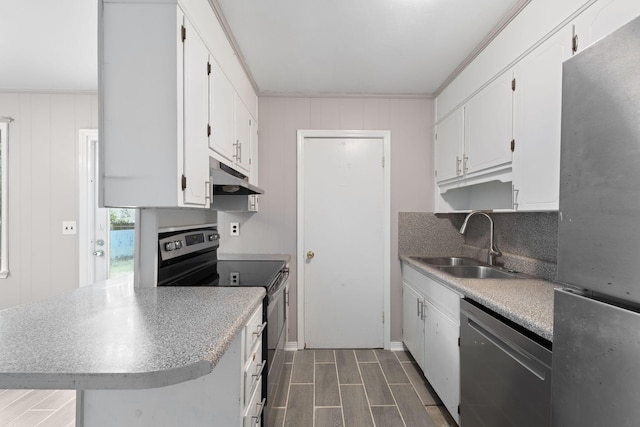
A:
[158,227,220,261]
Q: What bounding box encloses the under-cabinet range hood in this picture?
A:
[209,159,264,196]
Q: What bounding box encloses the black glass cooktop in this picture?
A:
[216,260,285,287]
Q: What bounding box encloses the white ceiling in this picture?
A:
[216,0,524,95]
[0,0,523,95]
[0,0,97,92]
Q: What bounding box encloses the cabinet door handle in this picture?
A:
[463,155,469,173]
[251,398,266,425]
[253,322,267,338]
[238,141,242,162]
[252,361,266,379]
[233,140,240,160]
[513,186,520,210]
[456,156,462,176]
[421,300,426,320]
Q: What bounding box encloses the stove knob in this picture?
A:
[174,240,183,249]
[164,241,176,251]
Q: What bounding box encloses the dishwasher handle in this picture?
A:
[467,317,548,381]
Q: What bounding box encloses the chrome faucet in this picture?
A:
[459,211,502,266]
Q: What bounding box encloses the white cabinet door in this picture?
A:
[512,26,572,211]
[234,95,252,175]
[249,115,259,185]
[573,0,640,54]
[209,60,235,163]
[424,300,460,424]
[464,71,513,176]
[435,107,464,183]
[402,282,425,370]
[101,4,213,208]
[182,18,210,207]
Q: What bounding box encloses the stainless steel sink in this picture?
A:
[410,256,480,267]
[438,265,519,279]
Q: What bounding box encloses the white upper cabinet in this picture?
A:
[435,107,465,184]
[464,71,513,178]
[183,18,211,206]
[433,0,640,213]
[101,4,210,208]
[434,71,513,197]
[209,60,236,164]
[233,95,252,175]
[100,0,258,209]
[512,26,572,211]
[573,0,640,54]
[249,113,259,185]
[209,65,254,178]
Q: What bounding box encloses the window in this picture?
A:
[0,119,10,278]
[109,208,135,278]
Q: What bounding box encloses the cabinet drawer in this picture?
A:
[243,377,264,427]
[244,341,264,406]
[244,306,265,363]
[403,264,461,324]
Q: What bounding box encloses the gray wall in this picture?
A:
[0,92,98,308]
[220,96,435,344]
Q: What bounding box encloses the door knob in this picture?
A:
[93,250,105,257]
[306,251,315,260]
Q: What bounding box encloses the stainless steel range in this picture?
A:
[156,225,289,424]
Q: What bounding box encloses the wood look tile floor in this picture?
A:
[271,349,457,427]
[0,350,456,427]
[0,390,75,427]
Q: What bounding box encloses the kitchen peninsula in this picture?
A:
[0,275,265,426]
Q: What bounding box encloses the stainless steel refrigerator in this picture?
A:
[553,14,640,427]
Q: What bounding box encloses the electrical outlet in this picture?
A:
[62,221,77,235]
[230,272,240,285]
[230,222,240,236]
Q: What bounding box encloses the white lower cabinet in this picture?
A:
[243,305,265,426]
[82,303,264,426]
[402,264,460,424]
[423,299,460,420]
[402,281,426,371]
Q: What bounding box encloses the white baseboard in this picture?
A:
[285,341,406,351]
[389,341,407,352]
[285,341,298,351]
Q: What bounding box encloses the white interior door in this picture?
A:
[79,130,109,286]
[302,137,385,348]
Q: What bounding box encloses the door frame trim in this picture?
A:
[78,129,101,287]
[296,129,391,349]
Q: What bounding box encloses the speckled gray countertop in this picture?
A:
[0,277,265,390]
[401,255,559,342]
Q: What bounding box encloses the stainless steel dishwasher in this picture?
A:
[460,299,552,427]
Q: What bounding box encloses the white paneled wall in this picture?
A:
[0,93,98,309]
[219,97,434,342]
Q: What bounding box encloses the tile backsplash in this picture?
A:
[399,212,559,281]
